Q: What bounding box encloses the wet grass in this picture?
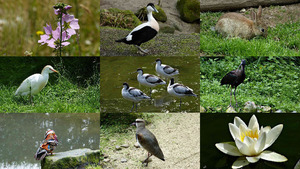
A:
[200,12,300,56]
[0,0,100,56]
[200,56,300,112]
[0,75,100,113]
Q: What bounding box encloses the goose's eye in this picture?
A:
[261,28,265,32]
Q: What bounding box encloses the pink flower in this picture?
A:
[54,5,72,15]
[38,24,53,45]
[46,27,70,49]
[58,14,80,36]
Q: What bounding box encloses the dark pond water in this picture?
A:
[201,113,300,169]
[0,113,99,169]
[100,56,200,112]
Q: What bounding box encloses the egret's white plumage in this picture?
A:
[167,78,197,109]
[122,82,150,112]
[155,58,179,79]
[115,3,159,54]
[136,68,166,97]
[15,65,58,102]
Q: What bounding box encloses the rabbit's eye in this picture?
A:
[261,28,265,32]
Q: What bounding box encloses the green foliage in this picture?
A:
[200,57,300,112]
[177,0,200,23]
[135,5,167,22]
[100,8,141,29]
[0,0,100,56]
[200,12,300,56]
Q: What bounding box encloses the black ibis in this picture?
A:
[220,59,246,107]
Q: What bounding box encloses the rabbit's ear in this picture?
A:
[257,5,262,19]
[250,11,257,22]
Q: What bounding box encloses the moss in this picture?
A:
[135,5,167,22]
[100,8,141,29]
[160,26,175,34]
[177,0,200,23]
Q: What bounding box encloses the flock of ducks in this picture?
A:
[122,58,197,112]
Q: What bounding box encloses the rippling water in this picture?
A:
[0,113,99,168]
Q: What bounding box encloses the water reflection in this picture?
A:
[100,56,200,112]
[0,113,100,169]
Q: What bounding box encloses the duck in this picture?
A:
[115,3,159,54]
[34,129,58,160]
[131,119,164,166]
[15,65,58,104]
[136,68,166,97]
[155,58,179,79]
[122,82,151,112]
[167,78,197,110]
[221,59,246,107]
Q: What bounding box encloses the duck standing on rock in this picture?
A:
[221,59,246,107]
[34,129,58,160]
[131,119,165,166]
[115,3,159,54]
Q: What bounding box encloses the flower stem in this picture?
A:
[59,12,62,57]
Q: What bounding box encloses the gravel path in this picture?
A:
[101,113,200,169]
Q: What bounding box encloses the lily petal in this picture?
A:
[246,156,260,163]
[234,116,247,128]
[244,136,256,155]
[259,150,288,162]
[229,123,240,140]
[235,139,252,156]
[248,115,259,130]
[232,156,250,169]
[259,126,271,137]
[264,124,283,150]
[215,142,243,156]
[255,131,266,154]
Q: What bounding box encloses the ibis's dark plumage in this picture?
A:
[115,3,159,54]
[221,59,246,107]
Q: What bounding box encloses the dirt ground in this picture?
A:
[101,113,200,169]
[100,0,199,34]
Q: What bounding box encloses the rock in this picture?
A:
[134,143,140,148]
[110,139,117,143]
[176,0,200,23]
[216,107,222,112]
[292,111,297,113]
[121,158,127,163]
[160,25,176,34]
[103,158,110,162]
[243,101,257,113]
[100,8,142,29]
[275,110,283,113]
[240,8,246,13]
[103,154,109,158]
[135,5,167,22]
[115,146,122,150]
[261,106,272,113]
[121,144,129,148]
[226,106,236,113]
[41,148,100,169]
[200,106,206,113]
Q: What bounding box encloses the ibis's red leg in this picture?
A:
[234,87,238,107]
[229,86,233,107]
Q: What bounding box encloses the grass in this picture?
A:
[0,75,100,113]
[0,0,100,56]
[200,56,300,112]
[200,12,300,56]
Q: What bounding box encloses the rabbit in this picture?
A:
[215,6,267,39]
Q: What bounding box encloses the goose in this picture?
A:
[131,119,164,166]
[221,59,246,107]
[167,78,197,109]
[136,68,166,97]
[122,82,151,112]
[155,58,179,79]
[115,3,159,54]
[15,65,58,103]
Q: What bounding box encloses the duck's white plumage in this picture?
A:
[136,68,166,87]
[15,65,58,96]
[115,3,159,54]
[167,78,197,98]
[122,82,150,102]
[155,58,179,78]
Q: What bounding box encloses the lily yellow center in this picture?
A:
[240,129,258,142]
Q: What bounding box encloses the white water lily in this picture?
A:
[215,115,287,169]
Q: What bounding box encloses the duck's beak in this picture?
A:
[154,7,159,13]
